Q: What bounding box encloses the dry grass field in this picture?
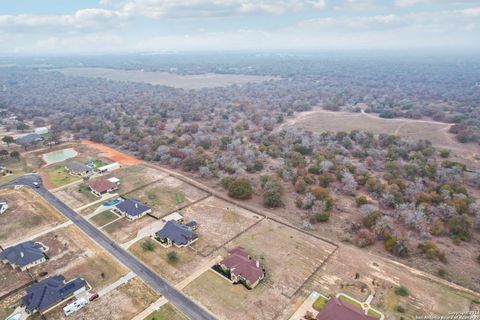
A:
[182,196,263,256]
[0,291,23,320]
[304,245,480,320]
[102,164,168,194]
[52,182,100,209]
[0,187,66,245]
[56,67,278,90]
[183,219,336,320]
[129,237,207,284]
[124,176,209,218]
[102,215,156,243]
[0,263,33,298]
[46,277,160,320]
[288,108,480,169]
[31,225,127,289]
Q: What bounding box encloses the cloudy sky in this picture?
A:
[1,0,479,54]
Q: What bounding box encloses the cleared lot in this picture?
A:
[46,277,160,320]
[0,263,33,298]
[31,225,127,289]
[0,187,66,245]
[184,219,336,320]
[182,196,262,256]
[124,175,209,218]
[102,164,168,195]
[305,245,479,320]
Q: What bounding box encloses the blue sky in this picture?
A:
[0,0,479,54]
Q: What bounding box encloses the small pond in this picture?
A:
[42,148,78,165]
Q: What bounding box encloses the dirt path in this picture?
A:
[80,140,143,166]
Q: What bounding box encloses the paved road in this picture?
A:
[0,175,216,320]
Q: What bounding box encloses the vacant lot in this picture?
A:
[102,164,168,195]
[0,263,33,298]
[145,303,189,320]
[289,108,480,169]
[184,219,336,320]
[305,244,480,320]
[52,182,100,209]
[90,210,120,227]
[103,216,156,243]
[129,237,207,284]
[0,187,66,245]
[125,176,209,218]
[46,277,159,320]
[56,68,278,90]
[182,197,262,256]
[32,225,127,289]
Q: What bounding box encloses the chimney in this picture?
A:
[256,261,259,268]
[20,251,24,258]
[135,203,138,208]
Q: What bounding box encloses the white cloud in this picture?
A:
[459,7,480,16]
[122,0,326,18]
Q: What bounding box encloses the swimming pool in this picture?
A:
[6,314,21,320]
[42,148,78,165]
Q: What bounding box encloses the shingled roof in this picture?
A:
[220,247,264,286]
[316,297,377,320]
[116,198,150,217]
[0,241,45,268]
[88,178,117,194]
[155,221,198,246]
[65,161,90,174]
[23,275,87,313]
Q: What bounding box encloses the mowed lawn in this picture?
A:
[90,210,120,227]
[42,163,81,188]
[145,303,189,320]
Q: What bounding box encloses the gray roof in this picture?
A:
[23,275,87,313]
[16,133,42,146]
[185,221,198,229]
[155,221,198,246]
[65,161,90,174]
[0,201,7,212]
[0,241,45,268]
[116,198,150,217]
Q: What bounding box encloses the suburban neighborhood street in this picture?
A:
[0,174,216,320]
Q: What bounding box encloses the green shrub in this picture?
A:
[396,305,406,313]
[167,251,178,263]
[448,215,471,241]
[355,195,369,207]
[228,178,253,199]
[141,240,155,252]
[316,212,331,222]
[395,286,409,297]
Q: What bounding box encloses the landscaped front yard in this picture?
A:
[129,237,206,283]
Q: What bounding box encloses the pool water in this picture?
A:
[42,148,78,165]
[6,314,21,320]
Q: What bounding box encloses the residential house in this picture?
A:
[114,198,151,220]
[88,178,118,197]
[65,161,91,177]
[155,221,198,247]
[218,247,265,289]
[316,297,377,320]
[23,275,87,314]
[0,241,47,271]
[16,133,43,146]
[97,162,120,173]
[0,200,8,214]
